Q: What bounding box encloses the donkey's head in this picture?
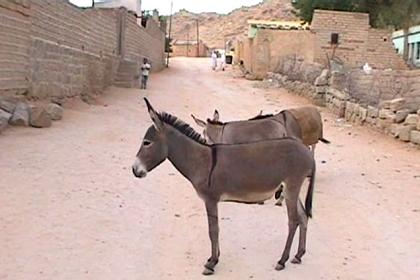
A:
[132,98,169,178]
[191,110,222,144]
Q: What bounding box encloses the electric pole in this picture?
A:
[196,19,199,57]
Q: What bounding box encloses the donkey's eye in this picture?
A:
[143,140,152,146]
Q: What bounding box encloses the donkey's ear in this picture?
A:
[191,114,206,127]
[144,98,164,130]
[213,110,220,122]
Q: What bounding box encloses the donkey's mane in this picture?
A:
[207,113,275,126]
[248,114,274,121]
[159,112,207,145]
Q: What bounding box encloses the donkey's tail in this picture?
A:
[305,163,316,218]
[319,137,331,144]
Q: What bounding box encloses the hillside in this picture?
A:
[169,0,297,49]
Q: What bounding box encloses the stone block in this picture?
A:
[0,98,17,113]
[0,109,12,133]
[30,106,52,128]
[411,131,420,145]
[376,118,393,131]
[389,98,406,112]
[366,116,377,125]
[395,109,410,123]
[359,107,367,122]
[397,125,416,142]
[314,69,329,86]
[46,103,64,121]
[367,106,379,118]
[379,100,391,109]
[379,109,396,121]
[405,114,419,125]
[9,102,29,126]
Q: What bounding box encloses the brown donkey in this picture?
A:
[132,98,316,275]
[192,106,330,154]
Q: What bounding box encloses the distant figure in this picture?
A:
[211,51,217,71]
[140,58,151,89]
[219,52,226,71]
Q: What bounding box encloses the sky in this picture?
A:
[70,0,263,15]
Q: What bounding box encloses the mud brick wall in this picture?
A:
[29,0,121,102]
[125,15,165,71]
[0,0,165,102]
[311,10,407,70]
[0,0,31,96]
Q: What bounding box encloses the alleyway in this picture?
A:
[1,58,420,279]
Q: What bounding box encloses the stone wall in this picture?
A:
[311,10,407,70]
[0,0,165,103]
[0,1,31,96]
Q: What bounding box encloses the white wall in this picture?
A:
[95,0,141,15]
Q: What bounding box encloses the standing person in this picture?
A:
[219,52,226,71]
[140,58,151,90]
[211,50,217,71]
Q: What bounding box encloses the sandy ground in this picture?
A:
[1,57,420,280]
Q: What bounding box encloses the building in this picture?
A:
[172,40,210,57]
[95,0,142,24]
[393,25,420,67]
[236,10,408,79]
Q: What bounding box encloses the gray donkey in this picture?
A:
[192,106,330,154]
[132,98,316,275]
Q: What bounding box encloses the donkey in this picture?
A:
[132,98,316,275]
[192,106,330,154]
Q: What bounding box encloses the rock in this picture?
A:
[418,109,420,115]
[0,98,17,113]
[376,118,393,131]
[404,114,419,125]
[30,106,52,128]
[359,107,367,122]
[397,125,416,142]
[0,109,12,133]
[46,103,64,121]
[9,102,29,126]
[389,98,406,112]
[379,100,391,109]
[367,106,379,118]
[314,69,329,86]
[379,109,396,121]
[395,109,410,123]
[411,131,420,145]
[245,73,257,80]
[389,124,401,137]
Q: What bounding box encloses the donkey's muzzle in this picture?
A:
[132,167,147,178]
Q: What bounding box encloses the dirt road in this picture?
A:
[1,58,420,280]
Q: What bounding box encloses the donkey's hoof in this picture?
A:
[202,267,215,275]
[275,263,285,271]
[291,257,302,264]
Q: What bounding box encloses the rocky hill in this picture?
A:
[169,0,297,49]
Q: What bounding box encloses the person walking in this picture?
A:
[211,51,217,71]
[140,58,151,89]
[219,52,226,71]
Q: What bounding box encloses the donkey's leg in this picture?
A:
[291,199,308,264]
[275,195,299,271]
[203,200,220,275]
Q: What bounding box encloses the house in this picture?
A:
[393,25,420,67]
[172,40,210,57]
[95,0,142,24]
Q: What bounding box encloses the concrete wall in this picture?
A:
[0,0,165,102]
[311,10,407,70]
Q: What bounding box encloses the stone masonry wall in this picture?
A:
[0,0,165,103]
[311,10,407,70]
[0,1,31,96]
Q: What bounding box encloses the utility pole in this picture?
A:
[196,19,199,57]
[166,0,173,67]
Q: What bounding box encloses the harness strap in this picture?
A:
[208,146,218,188]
